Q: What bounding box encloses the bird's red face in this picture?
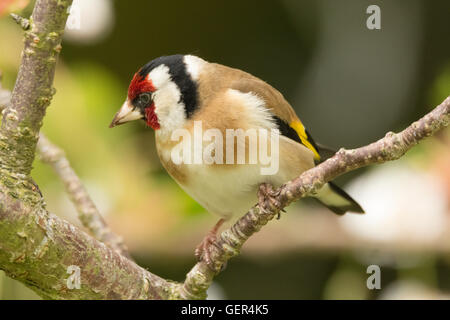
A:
[109,71,160,129]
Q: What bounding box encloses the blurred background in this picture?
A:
[0,0,449,299]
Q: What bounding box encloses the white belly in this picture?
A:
[157,135,315,220]
[179,164,265,219]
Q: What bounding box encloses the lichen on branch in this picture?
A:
[1,78,131,260]
[0,0,448,301]
[0,0,71,176]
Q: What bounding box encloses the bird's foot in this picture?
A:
[195,232,221,268]
[195,219,225,270]
[258,183,282,217]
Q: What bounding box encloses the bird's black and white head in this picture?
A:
[109,54,205,135]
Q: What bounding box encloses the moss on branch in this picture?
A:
[0,0,71,176]
[0,184,176,299]
[0,0,448,301]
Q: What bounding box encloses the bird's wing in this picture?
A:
[230,77,323,161]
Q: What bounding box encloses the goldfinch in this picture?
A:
[110,54,364,264]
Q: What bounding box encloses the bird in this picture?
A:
[109,54,364,267]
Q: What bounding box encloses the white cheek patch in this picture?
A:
[148,64,171,88]
[149,64,186,138]
[183,55,206,81]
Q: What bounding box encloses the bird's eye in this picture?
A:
[139,93,151,105]
[133,92,152,111]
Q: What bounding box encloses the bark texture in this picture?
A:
[0,0,448,300]
[0,0,179,300]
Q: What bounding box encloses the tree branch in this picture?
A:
[36,135,132,259]
[0,0,448,301]
[1,75,131,259]
[10,13,30,31]
[1,77,174,298]
[0,186,178,299]
[0,0,179,299]
[179,96,450,299]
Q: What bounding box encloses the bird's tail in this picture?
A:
[314,181,364,215]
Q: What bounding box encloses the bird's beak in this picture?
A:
[109,100,143,128]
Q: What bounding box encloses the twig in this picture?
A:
[37,135,132,259]
[0,0,71,176]
[178,96,450,299]
[0,0,169,299]
[0,188,177,299]
[10,13,30,30]
[0,79,131,259]
[0,0,448,301]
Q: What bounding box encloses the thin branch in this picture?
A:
[1,79,131,259]
[36,135,132,259]
[1,77,174,298]
[0,0,173,299]
[0,0,448,301]
[0,1,71,176]
[0,188,178,299]
[10,13,30,30]
[178,96,450,299]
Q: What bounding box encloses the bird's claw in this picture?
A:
[258,183,282,216]
[195,232,222,270]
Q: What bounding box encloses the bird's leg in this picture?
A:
[258,183,282,217]
[195,218,225,268]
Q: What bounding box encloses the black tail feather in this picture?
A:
[317,182,365,215]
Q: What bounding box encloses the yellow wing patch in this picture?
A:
[289,120,321,160]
